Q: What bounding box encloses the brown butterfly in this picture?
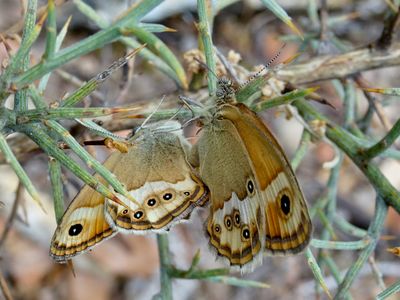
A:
[50,121,209,262]
[190,78,312,272]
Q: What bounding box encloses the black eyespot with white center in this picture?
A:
[184,191,190,196]
[214,224,221,234]
[241,226,250,241]
[134,210,144,219]
[280,194,291,215]
[122,209,129,215]
[147,198,157,207]
[233,210,241,227]
[224,215,233,231]
[68,224,83,236]
[247,179,255,195]
[163,193,173,201]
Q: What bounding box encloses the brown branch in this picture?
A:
[276,42,400,84]
[0,183,23,249]
[375,8,400,50]
[0,270,13,300]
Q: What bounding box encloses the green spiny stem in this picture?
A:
[291,130,311,171]
[168,267,228,279]
[305,248,333,299]
[202,276,269,288]
[13,0,40,111]
[252,88,318,112]
[0,132,45,211]
[197,0,217,95]
[60,45,144,108]
[311,238,369,250]
[322,254,353,300]
[333,215,367,238]
[120,26,188,89]
[13,0,163,87]
[360,118,400,160]
[73,0,182,88]
[376,279,400,300]
[39,0,60,92]
[19,123,125,206]
[334,197,387,299]
[0,0,37,98]
[293,100,400,213]
[156,234,173,300]
[16,107,134,123]
[48,156,64,224]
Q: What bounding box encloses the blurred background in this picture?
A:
[0,0,400,299]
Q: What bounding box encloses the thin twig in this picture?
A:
[276,42,400,84]
[0,270,13,300]
[0,183,23,249]
[375,8,400,50]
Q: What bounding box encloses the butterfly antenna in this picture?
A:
[178,95,195,119]
[194,57,219,81]
[214,47,241,85]
[135,95,166,134]
[239,43,286,89]
[75,119,126,141]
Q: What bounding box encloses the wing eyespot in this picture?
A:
[147,198,157,207]
[233,209,241,227]
[133,210,144,219]
[280,194,291,215]
[224,215,233,231]
[247,179,255,195]
[163,193,173,201]
[214,224,221,236]
[241,225,250,241]
[68,224,83,236]
[184,191,190,196]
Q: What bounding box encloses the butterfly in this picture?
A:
[189,77,312,272]
[50,121,209,262]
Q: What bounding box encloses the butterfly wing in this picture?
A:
[191,113,265,271]
[226,104,312,255]
[105,130,209,233]
[192,103,311,272]
[50,154,121,262]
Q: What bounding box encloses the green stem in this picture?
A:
[360,118,400,160]
[334,197,387,299]
[291,130,311,171]
[13,0,163,87]
[48,156,64,224]
[157,234,173,300]
[197,0,217,95]
[293,100,400,213]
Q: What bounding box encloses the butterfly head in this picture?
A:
[215,77,236,105]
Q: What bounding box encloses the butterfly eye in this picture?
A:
[233,210,241,227]
[68,224,83,236]
[241,225,250,241]
[224,215,233,231]
[247,179,255,195]
[147,198,157,207]
[133,210,144,219]
[280,194,291,215]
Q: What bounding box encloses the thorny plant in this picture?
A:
[0,1,400,300]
